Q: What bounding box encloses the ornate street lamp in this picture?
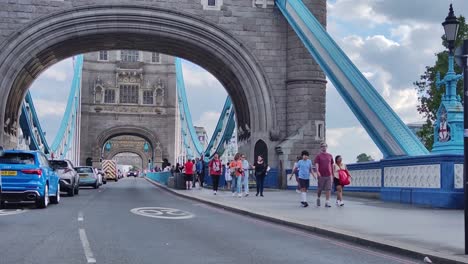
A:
[432,5,463,154]
[442,4,459,54]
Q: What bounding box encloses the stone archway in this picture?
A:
[0,5,277,153]
[91,126,162,167]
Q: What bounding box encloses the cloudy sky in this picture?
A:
[29,0,468,164]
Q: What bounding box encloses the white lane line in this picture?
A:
[79,229,96,263]
[78,211,84,222]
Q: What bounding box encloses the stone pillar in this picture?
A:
[284,0,327,165]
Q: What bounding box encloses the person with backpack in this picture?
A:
[333,155,351,206]
[208,153,223,195]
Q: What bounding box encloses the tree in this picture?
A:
[356,153,373,163]
[414,16,467,150]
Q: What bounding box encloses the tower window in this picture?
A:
[208,0,216,6]
[98,51,108,61]
[119,84,139,104]
[143,90,154,105]
[121,50,139,62]
[151,52,161,63]
[104,89,115,103]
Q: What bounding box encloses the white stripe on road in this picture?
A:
[78,211,84,222]
[79,229,96,263]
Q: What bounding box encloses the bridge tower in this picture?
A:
[79,51,177,167]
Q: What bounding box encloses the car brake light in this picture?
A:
[21,169,42,177]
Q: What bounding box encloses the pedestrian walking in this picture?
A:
[241,154,251,196]
[196,158,204,188]
[191,159,197,188]
[184,159,194,190]
[314,142,334,208]
[230,153,243,198]
[333,155,351,206]
[292,150,315,207]
[208,153,223,195]
[289,156,301,193]
[253,155,269,197]
[224,163,232,190]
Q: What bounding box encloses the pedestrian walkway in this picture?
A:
[146,178,466,264]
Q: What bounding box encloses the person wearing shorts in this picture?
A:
[184,160,194,190]
[292,150,315,207]
[314,142,334,208]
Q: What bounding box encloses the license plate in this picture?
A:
[79,174,88,178]
[1,171,17,176]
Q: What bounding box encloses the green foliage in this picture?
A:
[356,153,373,163]
[414,16,467,150]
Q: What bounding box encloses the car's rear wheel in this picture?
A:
[68,181,75,197]
[74,183,79,195]
[50,184,60,204]
[36,185,49,209]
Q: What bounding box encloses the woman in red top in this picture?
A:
[184,160,194,190]
[208,153,223,195]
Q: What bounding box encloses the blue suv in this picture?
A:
[0,150,60,208]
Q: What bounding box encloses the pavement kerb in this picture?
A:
[145,177,468,264]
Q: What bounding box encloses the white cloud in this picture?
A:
[32,99,66,118]
[194,111,222,141]
[182,62,222,91]
[326,126,382,163]
[328,0,389,27]
[41,60,70,82]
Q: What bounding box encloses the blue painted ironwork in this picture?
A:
[432,54,464,154]
[50,55,83,158]
[175,58,204,158]
[22,92,51,154]
[276,0,429,157]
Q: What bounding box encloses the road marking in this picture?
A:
[130,207,194,219]
[79,229,96,263]
[0,209,27,216]
[78,211,84,222]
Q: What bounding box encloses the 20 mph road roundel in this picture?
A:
[130,207,194,219]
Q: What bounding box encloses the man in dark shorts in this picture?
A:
[184,159,194,190]
[292,150,315,207]
[314,142,334,208]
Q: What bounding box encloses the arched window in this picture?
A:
[254,139,268,165]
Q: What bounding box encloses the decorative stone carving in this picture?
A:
[348,169,381,187]
[95,85,103,103]
[155,78,165,106]
[116,68,143,84]
[454,164,463,189]
[384,165,440,188]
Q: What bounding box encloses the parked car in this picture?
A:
[49,159,79,196]
[75,166,100,189]
[127,171,138,177]
[0,150,60,208]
